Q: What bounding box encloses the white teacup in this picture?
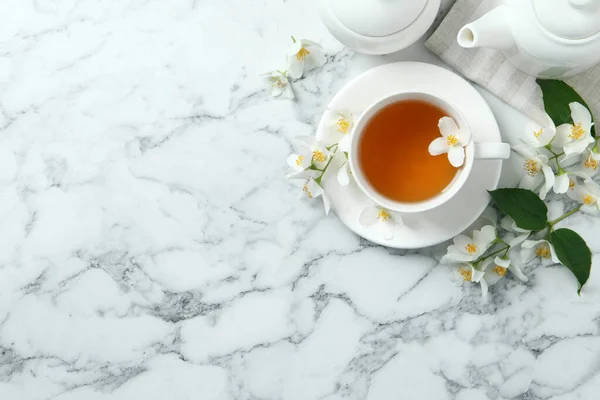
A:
[349,92,510,214]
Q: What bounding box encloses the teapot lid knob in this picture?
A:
[534,0,600,39]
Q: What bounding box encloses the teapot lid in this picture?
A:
[326,0,428,37]
[534,0,600,40]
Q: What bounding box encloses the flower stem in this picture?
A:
[474,245,510,264]
[593,138,599,153]
[315,154,335,185]
[548,205,582,226]
[291,36,296,43]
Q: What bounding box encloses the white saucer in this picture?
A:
[316,62,503,249]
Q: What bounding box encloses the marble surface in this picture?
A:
[1,1,600,399]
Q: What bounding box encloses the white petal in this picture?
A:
[304,48,327,72]
[381,219,395,240]
[337,163,350,186]
[287,153,305,171]
[359,206,380,227]
[564,139,592,155]
[282,84,295,99]
[520,245,536,264]
[584,179,600,196]
[389,211,404,227]
[513,144,539,160]
[429,137,450,155]
[509,232,531,247]
[554,124,573,147]
[480,206,498,228]
[509,263,529,282]
[322,192,331,215]
[338,134,351,153]
[471,268,486,283]
[548,242,560,263]
[441,250,477,263]
[305,179,324,199]
[570,102,592,125]
[519,173,543,190]
[479,279,489,303]
[287,57,304,79]
[438,117,459,138]
[475,225,497,249]
[494,256,511,269]
[456,128,471,146]
[580,204,600,216]
[541,164,555,191]
[271,85,284,97]
[448,145,465,167]
[296,135,318,150]
[287,169,320,180]
[553,173,570,194]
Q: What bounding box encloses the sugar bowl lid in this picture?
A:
[320,0,441,55]
[328,0,428,37]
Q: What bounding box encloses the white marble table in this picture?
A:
[1,1,599,399]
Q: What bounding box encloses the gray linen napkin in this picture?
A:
[425,0,600,125]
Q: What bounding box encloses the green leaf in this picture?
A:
[537,79,596,136]
[488,188,548,230]
[550,228,592,294]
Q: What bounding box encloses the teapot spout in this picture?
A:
[457,6,515,50]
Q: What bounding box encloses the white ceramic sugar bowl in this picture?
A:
[319,0,441,55]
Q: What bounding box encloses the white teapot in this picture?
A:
[457,0,600,78]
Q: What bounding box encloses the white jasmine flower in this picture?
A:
[521,114,556,148]
[358,206,403,240]
[449,263,489,300]
[324,109,355,152]
[578,150,600,178]
[513,144,555,199]
[521,239,559,264]
[441,225,496,263]
[286,39,327,79]
[567,179,600,216]
[554,102,595,155]
[500,216,531,245]
[264,70,294,99]
[481,256,528,285]
[286,136,331,171]
[302,178,331,215]
[428,116,471,167]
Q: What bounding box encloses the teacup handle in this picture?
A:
[474,142,511,160]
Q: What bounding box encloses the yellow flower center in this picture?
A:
[465,243,478,254]
[295,155,304,167]
[377,209,390,222]
[569,122,585,140]
[296,47,310,61]
[336,117,351,134]
[533,128,543,139]
[569,179,576,190]
[446,135,459,146]
[535,243,551,259]
[302,184,313,199]
[493,266,507,277]
[269,76,286,88]
[583,194,596,205]
[524,159,540,176]
[459,267,472,281]
[312,150,326,163]
[584,155,598,170]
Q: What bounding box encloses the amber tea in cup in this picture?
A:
[358,99,459,203]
